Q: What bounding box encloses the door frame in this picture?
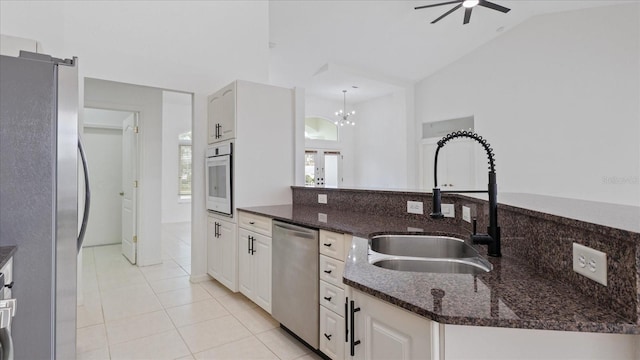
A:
[83,103,141,263]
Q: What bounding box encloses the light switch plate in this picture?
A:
[462,206,471,223]
[572,243,607,286]
[318,213,327,222]
[441,203,455,218]
[318,194,327,204]
[407,201,424,215]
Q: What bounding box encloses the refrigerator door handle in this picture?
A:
[77,136,91,252]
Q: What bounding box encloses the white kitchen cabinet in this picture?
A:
[207,215,237,291]
[349,288,432,360]
[207,82,235,144]
[319,230,351,360]
[238,212,272,313]
[321,305,346,360]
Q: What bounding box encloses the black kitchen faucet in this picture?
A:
[429,131,501,257]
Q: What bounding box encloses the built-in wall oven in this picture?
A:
[206,141,232,216]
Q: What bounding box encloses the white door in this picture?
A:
[121,114,138,264]
[82,126,123,246]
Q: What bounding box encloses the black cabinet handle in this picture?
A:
[324,333,332,340]
[323,296,332,302]
[4,281,13,289]
[323,269,332,274]
[247,235,251,254]
[251,236,256,255]
[249,221,255,225]
[323,243,332,247]
[345,297,349,343]
[350,300,361,356]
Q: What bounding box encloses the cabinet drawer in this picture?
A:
[238,211,272,237]
[320,254,345,289]
[319,230,346,261]
[320,305,345,360]
[320,280,345,317]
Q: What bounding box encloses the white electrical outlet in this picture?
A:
[441,203,455,218]
[462,206,471,223]
[407,201,424,215]
[572,243,607,286]
[318,194,327,204]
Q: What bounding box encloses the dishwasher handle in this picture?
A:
[273,222,317,239]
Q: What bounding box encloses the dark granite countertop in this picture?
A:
[0,246,16,269]
[239,204,639,334]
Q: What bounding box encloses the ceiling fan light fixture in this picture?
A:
[463,0,479,8]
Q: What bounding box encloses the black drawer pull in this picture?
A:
[323,296,332,302]
[4,281,13,289]
[249,221,255,225]
[323,269,332,274]
[324,333,332,340]
[350,300,361,356]
[323,243,332,247]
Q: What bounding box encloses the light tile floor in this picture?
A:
[77,222,322,360]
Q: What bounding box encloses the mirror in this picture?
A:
[305,4,639,207]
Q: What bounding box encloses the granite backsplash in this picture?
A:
[291,186,640,324]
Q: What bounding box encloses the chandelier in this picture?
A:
[335,90,355,126]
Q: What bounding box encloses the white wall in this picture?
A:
[0,0,270,277]
[305,95,356,186]
[415,3,640,207]
[161,91,192,224]
[305,92,410,189]
[353,91,408,189]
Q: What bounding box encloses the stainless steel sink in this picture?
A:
[372,258,491,274]
[370,235,480,258]
[368,235,492,274]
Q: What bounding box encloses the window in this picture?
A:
[305,117,338,141]
[178,131,192,198]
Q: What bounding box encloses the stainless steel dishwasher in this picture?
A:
[272,220,319,349]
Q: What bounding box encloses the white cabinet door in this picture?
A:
[238,228,255,300]
[206,216,221,279]
[207,82,235,144]
[253,233,272,313]
[238,228,272,313]
[218,218,237,291]
[321,305,345,360]
[350,289,432,360]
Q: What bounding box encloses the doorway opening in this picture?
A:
[305,150,343,187]
[82,108,139,264]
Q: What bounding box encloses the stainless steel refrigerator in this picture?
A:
[0,51,90,359]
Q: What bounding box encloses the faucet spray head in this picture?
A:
[430,188,445,219]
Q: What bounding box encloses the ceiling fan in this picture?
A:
[415,0,511,25]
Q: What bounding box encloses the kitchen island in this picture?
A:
[239,204,638,335]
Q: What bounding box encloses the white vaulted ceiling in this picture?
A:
[269,0,635,102]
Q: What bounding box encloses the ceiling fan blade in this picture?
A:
[415,0,462,10]
[463,7,472,24]
[478,0,511,13]
[431,4,463,24]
